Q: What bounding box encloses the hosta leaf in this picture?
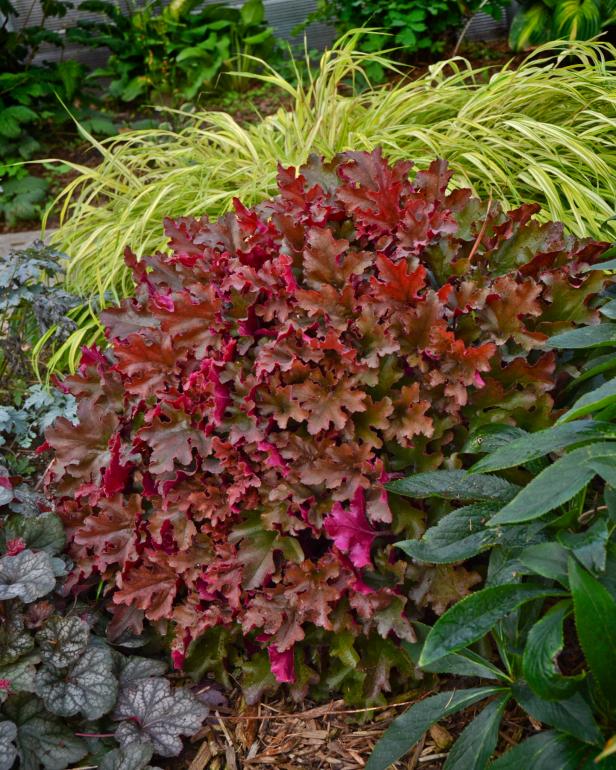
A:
[522,601,583,701]
[557,378,616,423]
[443,694,509,769]
[114,678,208,757]
[471,420,616,474]
[569,556,616,704]
[419,584,566,667]
[396,503,499,563]
[99,742,154,770]
[4,513,65,556]
[0,721,17,770]
[35,644,117,719]
[386,470,519,502]
[36,616,89,668]
[488,444,616,525]
[0,550,57,603]
[490,731,592,769]
[547,323,616,349]
[513,684,602,745]
[365,687,504,770]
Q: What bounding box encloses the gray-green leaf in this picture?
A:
[35,644,117,720]
[0,550,56,603]
[99,742,154,770]
[36,616,89,669]
[0,721,17,770]
[114,678,208,757]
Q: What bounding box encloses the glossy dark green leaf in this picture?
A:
[396,503,499,563]
[547,323,616,350]
[488,444,614,525]
[522,601,583,701]
[419,584,565,667]
[471,421,616,474]
[4,513,65,556]
[489,731,591,769]
[403,624,507,681]
[513,684,602,745]
[443,695,509,769]
[386,470,519,502]
[558,518,609,574]
[557,378,616,423]
[569,557,616,704]
[518,542,569,585]
[364,687,503,770]
[462,424,527,455]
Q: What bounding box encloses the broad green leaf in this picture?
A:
[600,300,616,319]
[523,601,583,701]
[443,695,509,769]
[547,323,616,350]
[489,731,592,769]
[4,513,65,555]
[471,421,616,474]
[419,584,565,667]
[365,687,504,770]
[0,655,38,698]
[462,424,527,455]
[557,378,616,423]
[513,684,602,745]
[403,624,507,681]
[558,518,609,574]
[488,443,616,525]
[569,557,616,704]
[396,503,499,563]
[386,470,519,502]
[518,542,569,585]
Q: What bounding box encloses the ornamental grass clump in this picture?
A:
[44,149,611,693]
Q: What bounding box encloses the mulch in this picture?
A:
[179,689,534,770]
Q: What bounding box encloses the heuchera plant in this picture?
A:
[44,149,610,690]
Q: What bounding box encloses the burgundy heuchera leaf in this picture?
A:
[45,149,612,687]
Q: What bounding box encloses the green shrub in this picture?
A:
[302,0,509,74]
[68,0,278,103]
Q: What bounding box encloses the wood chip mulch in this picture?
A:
[182,690,532,770]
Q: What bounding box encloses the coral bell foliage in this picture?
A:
[44,149,610,689]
